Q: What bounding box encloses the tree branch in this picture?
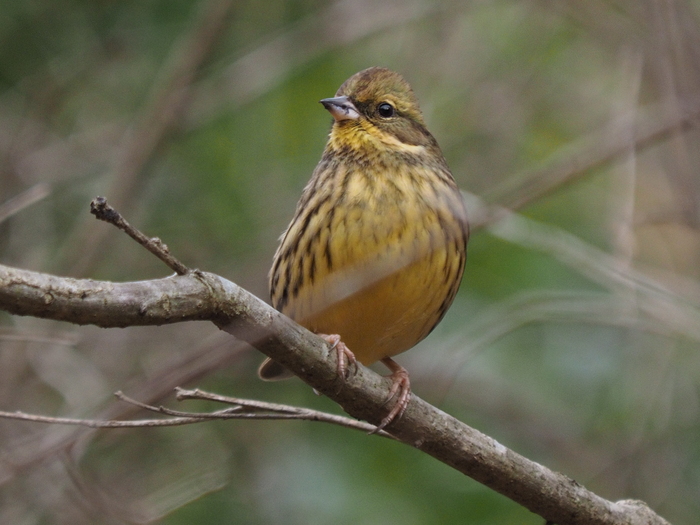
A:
[0,262,670,525]
[0,264,216,327]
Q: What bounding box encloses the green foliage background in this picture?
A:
[1,1,699,523]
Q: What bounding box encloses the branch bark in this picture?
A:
[0,263,670,525]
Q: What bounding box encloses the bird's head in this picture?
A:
[321,67,436,151]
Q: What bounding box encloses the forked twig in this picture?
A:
[119,388,396,438]
[0,388,395,439]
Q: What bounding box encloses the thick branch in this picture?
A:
[0,265,217,326]
[0,262,669,525]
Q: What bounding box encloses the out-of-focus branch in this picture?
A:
[0,184,51,224]
[0,260,670,525]
[484,95,700,214]
[185,0,438,127]
[62,0,234,277]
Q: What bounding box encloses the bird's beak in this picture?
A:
[320,96,360,121]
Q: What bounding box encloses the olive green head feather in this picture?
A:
[321,67,435,149]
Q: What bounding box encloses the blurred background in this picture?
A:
[1,0,699,523]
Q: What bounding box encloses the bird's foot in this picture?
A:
[370,357,411,434]
[319,333,358,379]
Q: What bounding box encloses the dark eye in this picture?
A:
[377,102,395,118]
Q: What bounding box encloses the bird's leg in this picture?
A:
[319,333,358,379]
[371,357,411,433]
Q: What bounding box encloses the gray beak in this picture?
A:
[320,96,360,121]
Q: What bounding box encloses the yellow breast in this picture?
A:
[270,156,467,366]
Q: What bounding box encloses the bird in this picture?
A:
[259,67,468,431]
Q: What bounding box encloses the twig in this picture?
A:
[90,197,189,275]
[0,389,394,438]
[174,387,303,413]
[0,409,203,428]
[116,389,396,437]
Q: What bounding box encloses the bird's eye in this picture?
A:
[377,102,395,118]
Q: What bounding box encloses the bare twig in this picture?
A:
[0,408,202,429]
[116,389,395,436]
[90,197,189,275]
[0,388,394,437]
